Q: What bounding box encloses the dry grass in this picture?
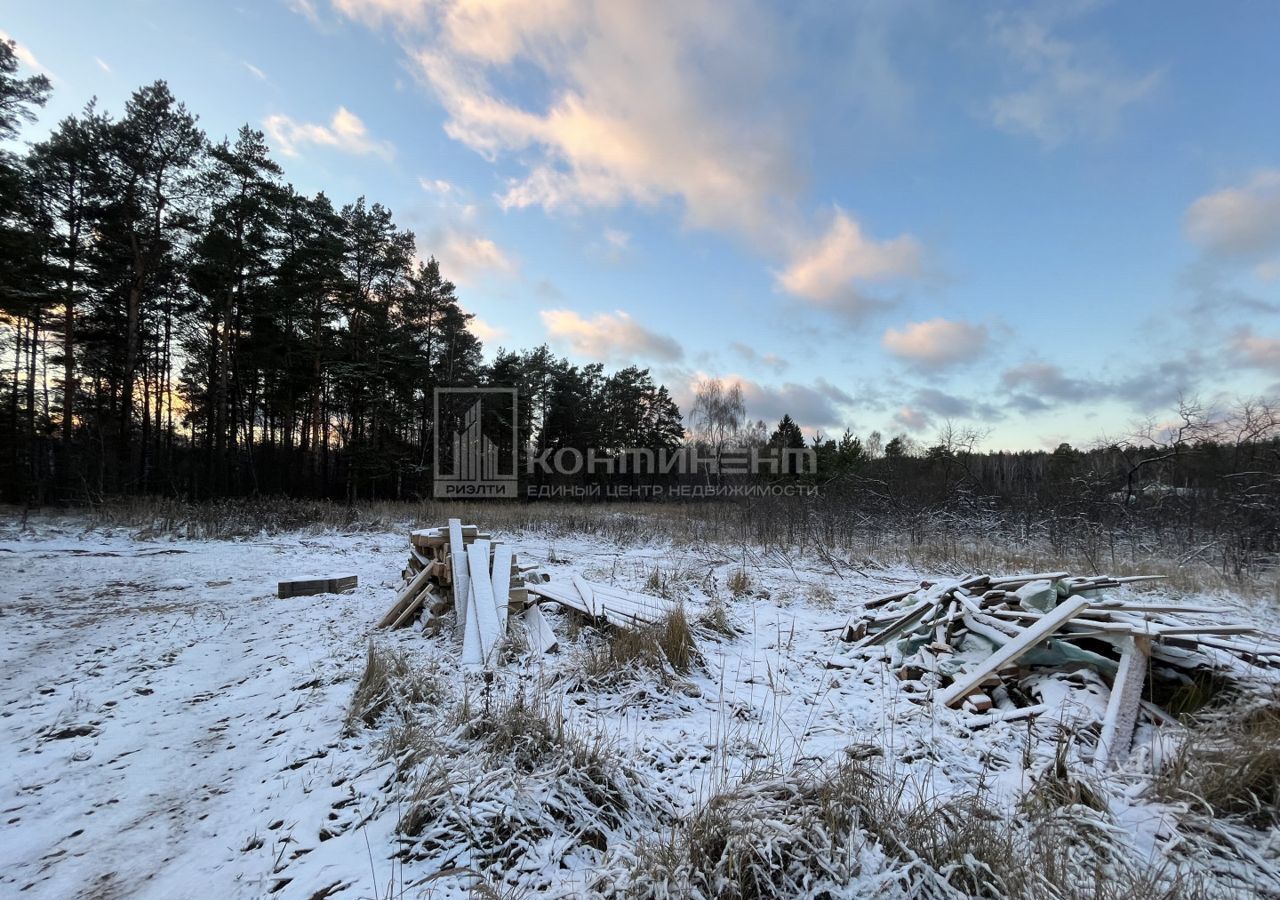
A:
[696,598,736,637]
[617,758,1204,900]
[1155,698,1280,828]
[726,569,751,597]
[581,606,698,684]
[45,495,1277,599]
[396,683,655,878]
[344,643,442,735]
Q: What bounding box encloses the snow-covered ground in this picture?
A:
[1,518,1276,898]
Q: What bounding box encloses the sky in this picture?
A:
[3,0,1279,450]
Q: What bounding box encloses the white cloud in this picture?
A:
[729,342,788,374]
[288,0,323,24]
[603,228,630,250]
[776,208,921,313]
[541,309,683,363]
[676,371,853,434]
[327,0,923,315]
[433,232,514,284]
[243,61,267,81]
[0,29,52,78]
[987,9,1162,146]
[419,176,455,195]
[882,318,989,369]
[94,57,112,75]
[1185,170,1280,275]
[468,316,505,342]
[894,406,930,432]
[263,106,395,160]
[1230,327,1280,372]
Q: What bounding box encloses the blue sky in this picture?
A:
[4,0,1279,449]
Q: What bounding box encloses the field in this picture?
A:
[2,502,1279,899]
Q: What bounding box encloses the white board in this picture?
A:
[467,540,502,663]
[520,604,559,655]
[1095,635,1150,769]
[572,575,599,618]
[938,595,1091,708]
[490,544,514,632]
[461,580,482,666]
[448,518,469,628]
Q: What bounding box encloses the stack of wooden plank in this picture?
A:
[378,518,676,667]
[379,520,525,637]
[828,572,1280,766]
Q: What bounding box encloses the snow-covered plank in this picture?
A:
[448,518,469,627]
[846,598,935,648]
[572,575,599,618]
[490,544,513,632]
[379,566,432,628]
[466,540,502,663]
[966,703,1049,728]
[938,595,1091,708]
[520,603,559,655]
[461,580,482,666]
[390,585,433,630]
[1095,635,1150,768]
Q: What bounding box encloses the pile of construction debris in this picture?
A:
[829,572,1280,766]
[378,518,675,666]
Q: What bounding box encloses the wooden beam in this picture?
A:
[1095,635,1151,769]
[278,575,357,599]
[938,595,1091,708]
[467,540,502,663]
[448,519,469,628]
[490,543,514,633]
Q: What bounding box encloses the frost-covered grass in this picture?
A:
[55,496,1280,600]
[2,507,1279,898]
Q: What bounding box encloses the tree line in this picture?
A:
[0,41,684,504]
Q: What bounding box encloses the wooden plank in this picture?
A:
[965,703,1049,728]
[278,575,358,599]
[461,580,482,665]
[390,586,433,630]
[491,544,514,632]
[938,595,1092,708]
[1095,635,1150,768]
[572,575,600,618]
[448,519,469,628]
[846,598,935,648]
[521,603,559,654]
[380,565,433,627]
[467,540,502,663]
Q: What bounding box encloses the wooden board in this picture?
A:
[461,581,482,665]
[1095,635,1150,769]
[938,595,1091,708]
[379,566,433,627]
[490,544,514,632]
[390,586,433,630]
[521,603,559,654]
[467,540,503,663]
[448,519,470,628]
[278,575,357,599]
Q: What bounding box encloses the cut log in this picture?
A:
[938,595,1091,708]
[278,575,357,599]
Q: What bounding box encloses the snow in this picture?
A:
[1,518,1276,897]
